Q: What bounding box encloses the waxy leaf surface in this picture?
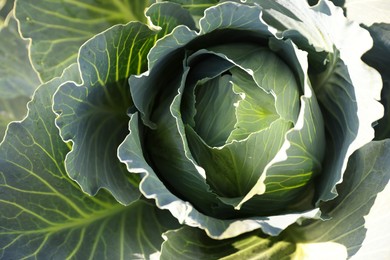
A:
[0,65,179,259]
[15,0,151,81]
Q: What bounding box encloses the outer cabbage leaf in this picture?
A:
[160,0,219,14]
[53,22,155,205]
[0,96,30,141]
[53,2,196,205]
[161,226,348,259]
[15,0,152,82]
[0,16,41,140]
[158,0,220,24]
[352,173,390,259]
[362,23,390,140]
[159,140,390,259]
[161,226,302,260]
[0,16,40,99]
[0,16,41,138]
[0,65,179,259]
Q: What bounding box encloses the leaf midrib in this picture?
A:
[2,202,127,236]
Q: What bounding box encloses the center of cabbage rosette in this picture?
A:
[181,42,311,209]
[142,40,325,218]
[182,44,299,200]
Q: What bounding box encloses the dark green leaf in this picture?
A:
[0,64,178,259]
[0,15,41,142]
[161,0,220,18]
[53,22,157,204]
[362,23,390,140]
[0,0,13,20]
[0,0,15,22]
[0,16,41,98]
[53,2,195,205]
[146,2,196,32]
[15,0,152,82]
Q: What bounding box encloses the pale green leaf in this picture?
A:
[228,67,279,142]
[191,40,325,214]
[181,48,237,136]
[192,75,239,147]
[161,227,347,260]
[15,0,151,82]
[160,227,347,260]
[186,118,291,203]
[160,217,346,259]
[181,43,296,201]
[161,226,297,260]
[202,43,299,137]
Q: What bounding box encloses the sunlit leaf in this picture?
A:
[344,0,390,25]
[161,226,297,260]
[352,177,390,259]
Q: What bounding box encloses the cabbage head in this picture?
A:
[0,0,389,259]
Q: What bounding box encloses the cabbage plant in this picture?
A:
[0,0,389,259]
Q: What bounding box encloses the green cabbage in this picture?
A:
[0,0,389,259]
